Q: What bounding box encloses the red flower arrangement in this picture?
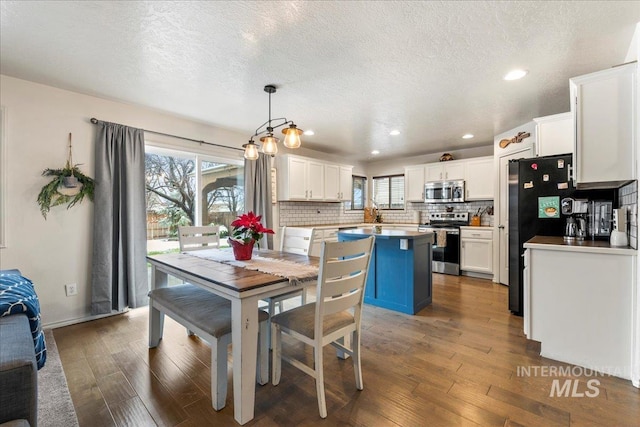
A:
[229,211,274,246]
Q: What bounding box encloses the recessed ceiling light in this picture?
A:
[389,130,400,136]
[462,134,474,139]
[371,150,380,155]
[504,69,528,81]
[303,130,315,136]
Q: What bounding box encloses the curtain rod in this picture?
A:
[89,117,244,152]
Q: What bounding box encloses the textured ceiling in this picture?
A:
[1,1,638,161]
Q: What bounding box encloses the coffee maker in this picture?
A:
[561,198,588,240]
[588,200,613,240]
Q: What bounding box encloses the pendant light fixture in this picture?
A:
[244,85,304,160]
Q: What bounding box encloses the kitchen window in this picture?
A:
[351,175,366,210]
[373,174,404,209]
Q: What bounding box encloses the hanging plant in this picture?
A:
[37,133,95,219]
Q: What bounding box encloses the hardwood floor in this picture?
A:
[54,274,640,426]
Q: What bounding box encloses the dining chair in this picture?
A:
[265,226,315,314]
[148,284,269,410]
[271,235,375,418]
[178,225,221,251]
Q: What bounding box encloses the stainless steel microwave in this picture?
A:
[425,180,465,203]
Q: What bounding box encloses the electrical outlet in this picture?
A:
[65,283,78,297]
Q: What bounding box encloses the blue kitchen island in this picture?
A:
[338,228,434,315]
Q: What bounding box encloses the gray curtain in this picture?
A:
[91,121,148,315]
[244,155,273,249]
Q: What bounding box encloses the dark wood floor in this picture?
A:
[54,274,640,426]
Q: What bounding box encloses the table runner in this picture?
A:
[186,249,318,286]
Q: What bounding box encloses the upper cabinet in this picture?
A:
[425,160,465,182]
[406,156,494,202]
[533,112,573,158]
[277,154,352,202]
[324,164,353,201]
[570,63,637,189]
[464,156,494,200]
[404,165,426,202]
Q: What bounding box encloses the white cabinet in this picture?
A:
[339,166,353,201]
[425,161,465,182]
[324,164,340,201]
[523,243,636,384]
[323,164,353,201]
[533,112,573,158]
[278,155,324,201]
[464,156,494,200]
[307,160,324,200]
[278,155,352,201]
[460,227,493,274]
[570,62,637,188]
[404,165,425,202]
[309,228,339,257]
[285,156,308,200]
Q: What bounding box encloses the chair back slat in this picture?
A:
[322,255,369,279]
[315,236,374,329]
[323,238,372,259]
[322,288,362,316]
[178,226,221,252]
[321,271,366,301]
[279,226,315,255]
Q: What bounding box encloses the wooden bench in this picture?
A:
[148,284,269,410]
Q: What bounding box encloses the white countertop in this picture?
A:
[523,235,637,255]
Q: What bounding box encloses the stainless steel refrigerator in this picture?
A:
[508,154,615,315]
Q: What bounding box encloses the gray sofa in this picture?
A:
[0,269,37,427]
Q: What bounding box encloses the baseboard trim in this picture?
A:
[44,309,130,329]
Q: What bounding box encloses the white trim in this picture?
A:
[43,309,129,329]
[0,106,7,248]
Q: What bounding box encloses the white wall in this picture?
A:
[0,75,249,327]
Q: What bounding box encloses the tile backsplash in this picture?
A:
[618,180,637,249]
[279,200,495,227]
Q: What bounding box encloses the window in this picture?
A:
[372,175,404,209]
[145,145,244,254]
[351,175,366,210]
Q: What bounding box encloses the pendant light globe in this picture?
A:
[260,134,278,156]
[282,124,303,149]
[243,140,260,160]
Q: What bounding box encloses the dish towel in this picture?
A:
[436,230,447,247]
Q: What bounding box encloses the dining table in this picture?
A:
[147,248,319,425]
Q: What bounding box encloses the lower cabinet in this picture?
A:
[309,228,338,258]
[460,227,493,274]
[340,232,432,315]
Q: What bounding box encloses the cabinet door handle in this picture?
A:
[305,190,308,198]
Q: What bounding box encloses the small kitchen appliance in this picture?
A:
[564,217,577,240]
[424,180,465,203]
[610,208,628,247]
[561,198,588,215]
[588,200,613,239]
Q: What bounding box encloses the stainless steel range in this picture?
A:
[418,212,469,275]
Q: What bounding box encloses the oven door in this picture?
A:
[421,227,460,275]
[425,182,452,203]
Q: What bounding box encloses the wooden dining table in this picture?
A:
[147,249,319,425]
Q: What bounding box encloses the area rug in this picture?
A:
[38,329,79,427]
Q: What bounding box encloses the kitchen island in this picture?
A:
[338,228,434,315]
[523,236,639,387]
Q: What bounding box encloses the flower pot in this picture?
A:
[63,175,79,188]
[228,238,255,261]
